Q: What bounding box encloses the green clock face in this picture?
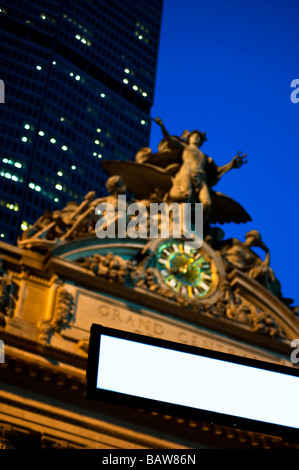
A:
[156,240,217,298]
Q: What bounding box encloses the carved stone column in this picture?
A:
[0,426,16,449]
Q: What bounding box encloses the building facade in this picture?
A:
[0,0,163,244]
[0,146,299,448]
[1,227,299,449]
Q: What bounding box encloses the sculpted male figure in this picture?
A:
[154,117,247,221]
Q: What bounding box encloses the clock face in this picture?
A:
[155,240,217,299]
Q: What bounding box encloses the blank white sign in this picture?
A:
[96,334,299,430]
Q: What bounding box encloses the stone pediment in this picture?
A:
[1,234,298,369]
[49,236,299,342]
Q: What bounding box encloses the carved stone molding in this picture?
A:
[0,425,17,449]
[77,251,139,285]
[224,295,286,339]
[73,247,290,341]
[38,286,73,345]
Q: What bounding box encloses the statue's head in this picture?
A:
[181,129,207,147]
[106,175,126,195]
[245,230,262,246]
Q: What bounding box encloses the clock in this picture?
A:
[155,239,218,299]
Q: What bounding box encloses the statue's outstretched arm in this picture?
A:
[216,152,247,179]
[154,116,171,139]
[153,117,185,155]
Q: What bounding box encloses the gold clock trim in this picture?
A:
[155,240,218,299]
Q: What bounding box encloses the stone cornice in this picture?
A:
[1,344,298,450]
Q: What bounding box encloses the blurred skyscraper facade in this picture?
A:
[0,0,163,243]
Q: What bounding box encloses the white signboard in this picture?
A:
[85,324,299,440]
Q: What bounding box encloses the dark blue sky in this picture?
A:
[150,0,299,307]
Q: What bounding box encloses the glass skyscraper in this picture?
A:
[0,0,163,243]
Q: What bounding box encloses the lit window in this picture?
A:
[132,85,138,91]
[29,182,35,189]
[57,171,63,176]
[55,184,63,191]
[70,72,74,77]
[36,65,42,70]
[95,140,100,145]
[2,158,8,163]
[21,222,28,231]
[75,75,80,81]
[61,145,68,151]
[141,120,146,125]
[124,68,130,74]
[142,92,147,97]
[93,152,97,156]
[100,93,106,98]
[0,234,4,238]
[52,61,56,65]
[123,78,129,84]
[35,185,41,192]
[38,130,45,136]
[24,124,30,129]
[14,162,22,168]
[50,138,56,144]
[98,154,102,159]
[81,38,87,44]
[54,197,59,203]
[11,175,19,182]
[21,136,28,142]
[138,35,143,40]
[97,128,101,133]
[71,165,76,170]
[60,117,65,122]
[75,34,81,40]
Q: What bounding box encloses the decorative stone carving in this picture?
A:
[225,295,286,339]
[152,116,248,222]
[219,230,294,307]
[17,176,129,249]
[17,117,252,252]
[140,260,287,339]
[0,257,15,326]
[77,251,142,285]
[38,286,73,345]
[102,117,251,226]
[14,115,296,332]
[27,228,295,343]
[73,245,288,340]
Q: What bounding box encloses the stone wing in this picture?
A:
[101,160,173,199]
[145,148,182,169]
[209,191,252,224]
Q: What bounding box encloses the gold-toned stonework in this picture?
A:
[0,117,298,449]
